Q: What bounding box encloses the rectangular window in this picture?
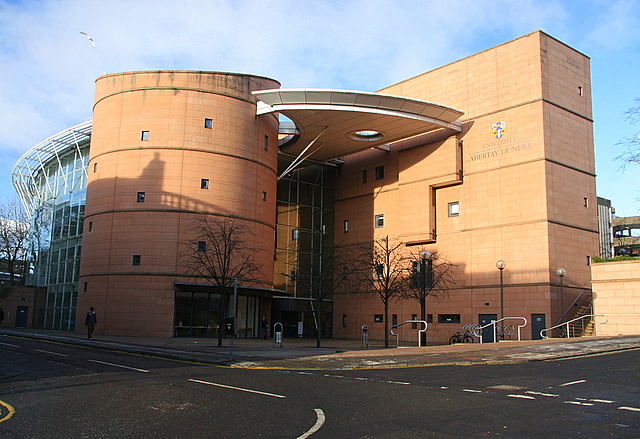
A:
[141,131,149,141]
[392,314,398,326]
[93,162,97,173]
[264,135,269,151]
[375,263,384,278]
[375,165,384,180]
[374,314,383,323]
[343,220,349,233]
[201,179,209,189]
[343,266,348,280]
[83,282,88,292]
[375,214,384,228]
[448,201,459,217]
[438,314,461,324]
[342,314,347,328]
[88,222,93,232]
[204,118,213,129]
[362,170,368,183]
[262,191,267,201]
[197,241,206,252]
[292,229,299,241]
[412,314,418,329]
[137,192,145,202]
[132,255,141,266]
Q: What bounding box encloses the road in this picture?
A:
[1,335,639,438]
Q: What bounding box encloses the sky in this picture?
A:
[1,0,639,216]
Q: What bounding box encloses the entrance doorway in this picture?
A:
[531,314,546,340]
[478,314,497,343]
[16,306,28,328]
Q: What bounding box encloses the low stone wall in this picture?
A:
[591,259,640,335]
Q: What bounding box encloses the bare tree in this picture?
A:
[403,250,456,343]
[347,236,413,347]
[282,230,345,348]
[0,196,30,297]
[616,98,640,169]
[179,216,263,344]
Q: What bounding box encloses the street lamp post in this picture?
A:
[557,268,566,322]
[420,249,430,346]
[496,260,506,320]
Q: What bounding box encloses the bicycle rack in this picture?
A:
[473,317,527,343]
[390,320,428,348]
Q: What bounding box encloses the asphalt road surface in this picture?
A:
[1,335,639,438]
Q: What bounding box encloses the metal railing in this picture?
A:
[555,289,594,326]
[541,314,608,339]
[390,320,428,348]
[472,317,527,344]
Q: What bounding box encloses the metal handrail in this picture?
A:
[472,317,527,344]
[390,320,428,348]
[541,314,608,339]
[555,289,593,326]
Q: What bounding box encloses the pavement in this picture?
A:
[2,327,640,370]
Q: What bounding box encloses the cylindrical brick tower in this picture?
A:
[77,71,280,337]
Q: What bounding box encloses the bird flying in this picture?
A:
[80,32,96,48]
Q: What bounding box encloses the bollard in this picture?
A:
[361,325,368,348]
[273,322,283,348]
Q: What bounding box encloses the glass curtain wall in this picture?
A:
[274,159,336,337]
[13,121,91,331]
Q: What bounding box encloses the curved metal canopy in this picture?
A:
[253,89,464,163]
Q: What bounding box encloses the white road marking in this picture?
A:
[590,399,615,404]
[462,389,482,393]
[296,408,325,439]
[35,349,68,357]
[525,391,559,398]
[188,379,286,399]
[559,379,586,387]
[88,359,149,373]
[508,394,536,400]
[619,406,640,412]
[385,380,410,385]
[565,401,594,406]
[0,342,20,348]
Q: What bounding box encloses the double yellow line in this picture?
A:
[0,400,15,423]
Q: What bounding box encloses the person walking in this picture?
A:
[85,307,97,340]
[261,316,269,339]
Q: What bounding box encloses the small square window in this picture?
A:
[132,255,141,266]
[201,179,209,189]
[197,241,206,252]
[141,131,149,141]
[374,314,383,323]
[375,166,384,180]
[375,263,384,278]
[448,201,459,217]
[204,118,213,129]
[137,192,145,202]
[375,214,384,228]
[264,135,269,151]
[343,220,349,233]
[362,170,368,183]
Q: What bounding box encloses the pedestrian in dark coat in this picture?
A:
[85,307,97,339]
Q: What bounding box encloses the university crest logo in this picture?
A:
[492,121,506,139]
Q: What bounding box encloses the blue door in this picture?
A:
[479,314,497,343]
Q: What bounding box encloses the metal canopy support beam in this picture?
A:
[277,126,328,180]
